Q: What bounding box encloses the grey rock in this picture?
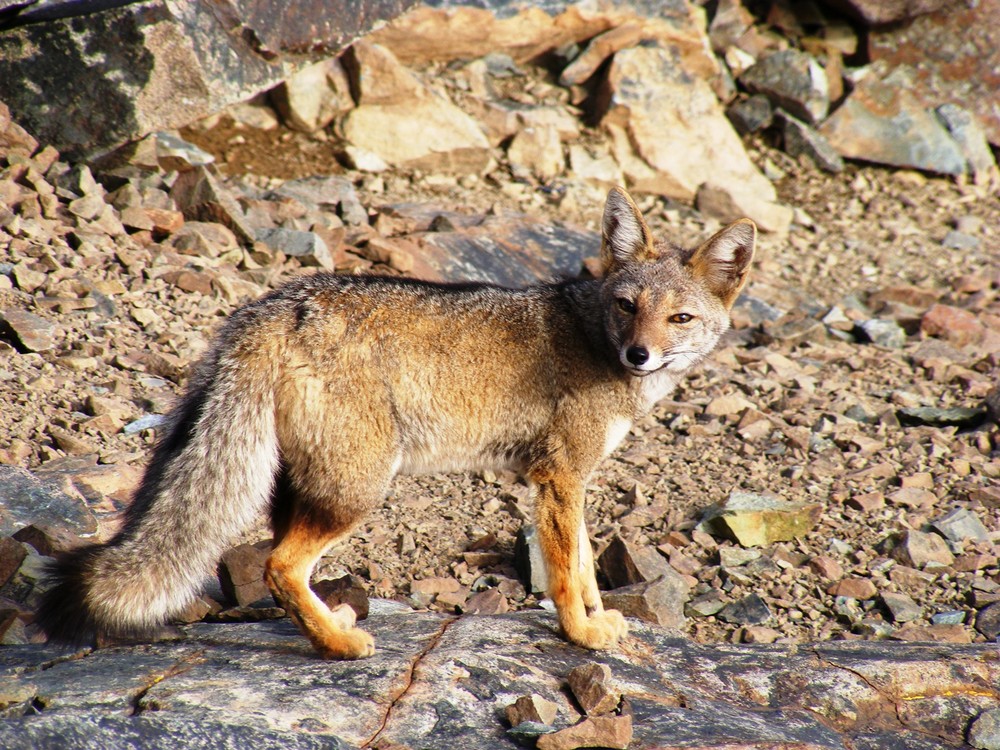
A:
[820,66,966,176]
[0,309,57,352]
[255,228,333,270]
[986,385,1000,427]
[942,230,981,251]
[880,592,922,623]
[726,94,773,135]
[896,406,987,429]
[732,294,785,325]
[718,593,772,625]
[266,176,368,227]
[869,3,1000,145]
[414,215,599,287]
[0,1,418,160]
[600,574,690,628]
[685,591,726,617]
[936,103,998,183]
[975,601,1000,640]
[739,49,829,126]
[930,610,966,626]
[931,508,991,544]
[597,535,671,589]
[123,414,168,435]
[855,318,906,349]
[4,613,1000,748]
[779,112,845,173]
[0,466,97,540]
[718,547,762,568]
[969,708,1000,750]
[513,524,547,595]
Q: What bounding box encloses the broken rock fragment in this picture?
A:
[739,49,829,125]
[535,715,632,750]
[505,693,559,728]
[601,43,776,205]
[567,663,620,716]
[0,309,57,353]
[701,491,823,547]
[820,66,966,176]
[341,42,489,174]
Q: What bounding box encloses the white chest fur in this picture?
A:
[638,369,680,414]
[603,416,633,457]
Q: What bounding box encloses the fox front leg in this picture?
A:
[533,474,627,650]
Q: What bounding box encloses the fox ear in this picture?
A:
[688,218,756,308]
[601,187,656,272]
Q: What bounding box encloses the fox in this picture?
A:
[36,187,755,659]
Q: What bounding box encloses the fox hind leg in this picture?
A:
[265,503,374,660]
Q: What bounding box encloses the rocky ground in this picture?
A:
[1,0,999,662]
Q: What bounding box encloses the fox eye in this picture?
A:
[617,298,637,314]
[670,313,694,324]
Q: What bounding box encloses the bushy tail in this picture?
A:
[36,334,280,644]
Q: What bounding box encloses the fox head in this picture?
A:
[598,186,756,377]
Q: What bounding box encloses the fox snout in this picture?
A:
[624,345,649,367]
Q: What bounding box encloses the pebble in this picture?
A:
[879,592,922,623]
[0,309,57,352]
[828,578,877,600]
[886,530,955,569]
[855,318,906,348]
[567,663,619,716]
[505,694,559,728]
[968,708,1000,750]
[931,508,991,544]
[718,594,772,625]
[535,715,632,750]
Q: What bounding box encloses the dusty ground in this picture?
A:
[2,59,998,646]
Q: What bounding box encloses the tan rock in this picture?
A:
[505,693,559,727]
[921,303,985,347]
[347,41,425,106]
[272,58,353,132]
[567,663,620,716]
[828,577,878,600]
[705,492,823,547]
[568,144,623,187]
[602,43,775,204]
[560,23,645,87]
[888,530,955,569]
[342,43,492,174]
[696,182,792,234]
[507,125,564,181]
[536,715,632,750]
[704,392,755,417]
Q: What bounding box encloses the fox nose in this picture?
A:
[626,346,649,366]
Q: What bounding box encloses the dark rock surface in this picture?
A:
[2,608,997,749]
[0,0,418,159]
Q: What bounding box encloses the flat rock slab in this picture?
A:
[410,217,600,286]
[2,610,996,748]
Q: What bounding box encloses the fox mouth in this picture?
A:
[624,363,662,378]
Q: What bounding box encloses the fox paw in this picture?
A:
[567,609,628,650]
[316,627,375,660]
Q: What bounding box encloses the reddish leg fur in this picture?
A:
[265,513,374,660]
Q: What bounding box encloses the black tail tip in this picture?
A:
[34,548,100,647]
